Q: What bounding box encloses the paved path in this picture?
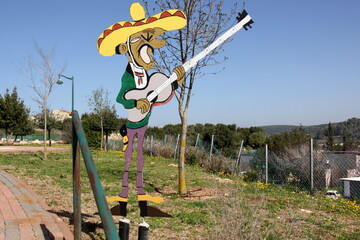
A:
[0,170,73,240]
[0,146,69,154]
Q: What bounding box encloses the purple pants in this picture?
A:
[119,125,147,198]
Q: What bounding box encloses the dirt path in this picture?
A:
[0,146,69,154]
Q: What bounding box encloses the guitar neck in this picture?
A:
[147,12,253,102]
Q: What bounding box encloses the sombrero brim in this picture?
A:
[97,9,186,56]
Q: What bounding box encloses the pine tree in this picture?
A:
[326,122,335,151]
[0,87,33,143]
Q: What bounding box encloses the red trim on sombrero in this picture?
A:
[146,17,157,24]
[160,11,172,18]
[173,11,185,18]
[97,38,104,47]
[112,23,122,30]
[134,21,145,26]
[97,10,186,49]
[104,29,112,37]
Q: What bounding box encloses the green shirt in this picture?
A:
[116,67,151,129]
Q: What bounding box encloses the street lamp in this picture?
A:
[57,73,81,239]
[57,74,75,112]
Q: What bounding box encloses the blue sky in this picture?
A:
[1,0,359,127]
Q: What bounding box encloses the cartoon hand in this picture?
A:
[136,98,150,114]
[173,65,185,85]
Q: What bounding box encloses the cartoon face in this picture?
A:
[117,27,166,70]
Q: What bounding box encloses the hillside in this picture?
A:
[261,118,360,140]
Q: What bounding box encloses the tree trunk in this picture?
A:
[48,129,52,147]
[178,113,188,195]
[101,117,104,151]
[5,129,8,144]
[43,103,47,160]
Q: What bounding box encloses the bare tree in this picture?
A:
[19,43,65,160]
[87,86,113,151]
[148,0,237,194]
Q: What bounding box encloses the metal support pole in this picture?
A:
[195,133,200,148]
[71,76,74,112]
[72,115,81,240]
[174,134,180,159]
[72,111,119,240]
[150,135,153,157]
[235,140,244,174]
[265,144,268,184]
[210,135,214,162]
[310,138,314,195]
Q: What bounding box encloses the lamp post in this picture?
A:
[57,74,74,112]
[57,73,81,239]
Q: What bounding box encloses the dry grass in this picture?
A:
[1,150,360,239]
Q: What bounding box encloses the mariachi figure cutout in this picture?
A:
[97,2,186,237]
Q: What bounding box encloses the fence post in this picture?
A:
[235,140,244,174]
[310,138,314,195]
[164,134,167,144]
[195,133,200,148]
[150,135,154,157]
[265,144,268,184]
[210,135,214,162]
[174,134,180,159]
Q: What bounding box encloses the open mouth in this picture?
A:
[139,45,152,64]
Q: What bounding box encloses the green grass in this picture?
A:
[1,149,360,239]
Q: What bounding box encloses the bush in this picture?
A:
[243,171,259,182]
[85,129,101,148]
[143,140,233,174]
[143,139,174,158]
[185,146,207,165]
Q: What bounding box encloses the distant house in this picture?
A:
[340,177,360,199]
[323,152,360,188]
[52,109,71,121]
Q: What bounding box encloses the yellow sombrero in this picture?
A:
[97,2,187,56]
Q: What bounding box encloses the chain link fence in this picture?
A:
[106,134,360,194]
[248,144,360,193]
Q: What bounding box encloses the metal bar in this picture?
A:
[310,138,314,195]
[174,134,180,159]
[72,111,119,240]
[150,135,153,157]
[72,118,81,240]
[71,77,74,112]
[265,144,268,184]
[210,135,214,162]
[235,140,244,174]
[195,134,200,149]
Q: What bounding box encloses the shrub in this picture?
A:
[243,171,259,182]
